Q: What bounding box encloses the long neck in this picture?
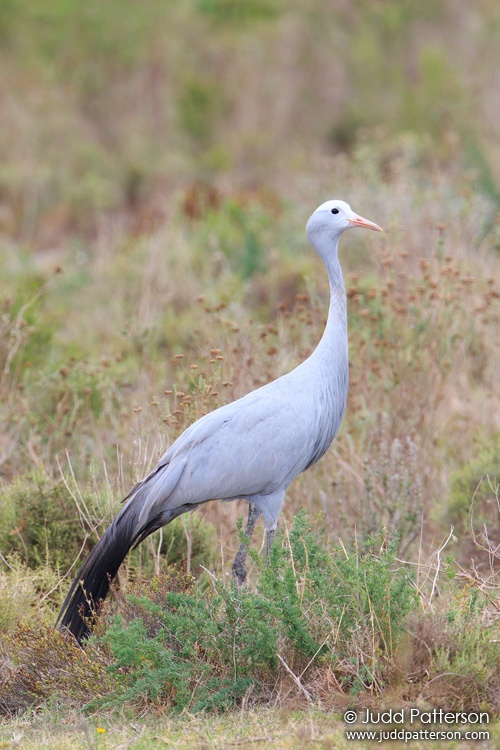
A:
[313,237,347,360]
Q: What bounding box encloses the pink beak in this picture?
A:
[348,214,382,232]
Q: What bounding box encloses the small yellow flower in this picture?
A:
[96,727,107,733]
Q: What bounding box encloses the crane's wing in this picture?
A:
[123,376,319,536]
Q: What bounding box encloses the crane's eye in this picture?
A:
[331,207,339,214]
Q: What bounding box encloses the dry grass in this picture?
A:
[1,166,499,546]
[1,706,498,750]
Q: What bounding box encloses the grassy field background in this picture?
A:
[1,1,500,747]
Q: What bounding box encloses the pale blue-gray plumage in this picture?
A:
[57,200,381,642]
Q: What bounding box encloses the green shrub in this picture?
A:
[158,513,217,571]
[96,565,276,712]
[447,439,500,536]
[178,76,224,147]
[196,0,283,23]
[93,512,417,712]
[4,513,499,718]
[0,277,57,383]
[188,197,273,279]
[0,472,89,571]
[0,556,59,633]
[259,512,417,683]
[406,587,500,711]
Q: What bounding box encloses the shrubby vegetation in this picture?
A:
[2,512,499,722]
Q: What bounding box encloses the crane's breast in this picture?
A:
[302,364,348,471]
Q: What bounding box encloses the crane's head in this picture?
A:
[306,200,382,249]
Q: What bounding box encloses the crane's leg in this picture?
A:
[232,503,261,587]
[265,528,275,559]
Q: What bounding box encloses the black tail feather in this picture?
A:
[57,508,138,643]
[57,481,201,644]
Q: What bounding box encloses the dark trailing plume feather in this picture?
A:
[57,506,139,643]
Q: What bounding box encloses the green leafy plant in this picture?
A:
[91,512,417,712]
[0,472,91,571]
